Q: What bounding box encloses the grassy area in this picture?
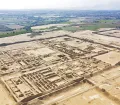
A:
[80,23,119,31]
[32,21,120,33]
[61,21,73,24]
[81,25,98,31]
[0,29,28,38]
[61,22,119,31]
[99,19,120,23]
[60,19,120,32]
[61,26,81,32]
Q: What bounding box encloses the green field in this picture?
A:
[0,29,28,38]
[81,23,119,31]
[59,19,120,32]
[99,19,120,23]
[61,23,119,32]
[61,26,81,32]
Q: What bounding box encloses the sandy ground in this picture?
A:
[40,83,92,105]
[95,51,120,66]
[90,66,120,101]
[0,41,41,51]
[1,29,120,50]
[71,30,120,48]
[24,47,55,56]
[0,30,71,51]
[98,29,120,38]
[0,83,16,105]
[90,66,120,85]
[57,88,119,105]
[0,31,71,44]
[98,28,115,31]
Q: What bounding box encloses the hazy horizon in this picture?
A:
[0,0,120,10]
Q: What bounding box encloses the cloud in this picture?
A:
[0,0,120,10]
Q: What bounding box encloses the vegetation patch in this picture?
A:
[80,23,120,31]
[0,29,28,38]
[61,26,81,32]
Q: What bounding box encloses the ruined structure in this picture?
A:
[0,30,120,105]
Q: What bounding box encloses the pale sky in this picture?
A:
[0,0,120,10]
